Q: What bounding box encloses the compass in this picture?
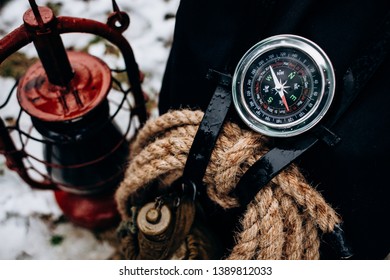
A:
[232,34,335,137]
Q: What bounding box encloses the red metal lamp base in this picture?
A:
[54,190,120,230]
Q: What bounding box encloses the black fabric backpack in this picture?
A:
[159,0,390,259]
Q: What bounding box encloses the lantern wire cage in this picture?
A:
[0,61,143,192]
[0,0,148,194]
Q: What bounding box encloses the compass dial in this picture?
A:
[232,35,335,137]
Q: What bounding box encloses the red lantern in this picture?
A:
[0,0,147,229]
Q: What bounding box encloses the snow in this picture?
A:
[0,0,180,259]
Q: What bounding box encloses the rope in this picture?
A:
[115,109,341,260]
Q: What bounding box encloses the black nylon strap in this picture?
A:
[182,76,232,189]
[235,134,319,205]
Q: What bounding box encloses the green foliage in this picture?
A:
[45,2,63,16]
[50,235,64,246]
[0,52,38,79]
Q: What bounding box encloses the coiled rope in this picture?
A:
[115,109,341,259]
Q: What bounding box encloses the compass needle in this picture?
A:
[281,95,290,112]
[270,65,290,111]
[269,65,281,87]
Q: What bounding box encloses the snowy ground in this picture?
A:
[0,0,179,259]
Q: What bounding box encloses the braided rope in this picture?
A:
[115,109,341,259]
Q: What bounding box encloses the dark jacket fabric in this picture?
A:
[159,0,390,259]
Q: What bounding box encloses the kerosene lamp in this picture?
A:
[0,0,147,229]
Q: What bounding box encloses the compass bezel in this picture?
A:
[232,34,336,137]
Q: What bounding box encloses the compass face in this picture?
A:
[232,34,335,137]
